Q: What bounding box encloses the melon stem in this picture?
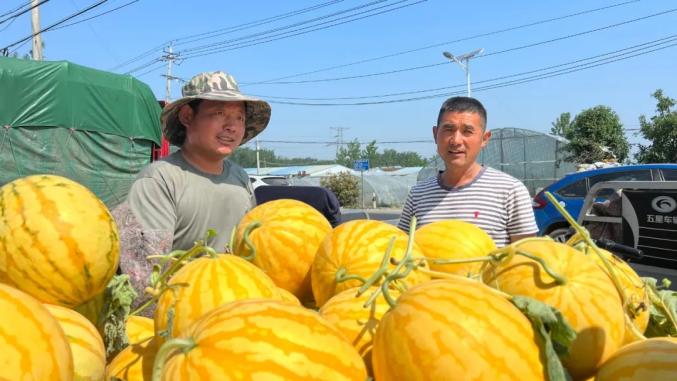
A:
[544,191,629,305]
[239,221,262,261]
[151,337,196,381]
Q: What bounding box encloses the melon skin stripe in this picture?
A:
[0,175,120,308]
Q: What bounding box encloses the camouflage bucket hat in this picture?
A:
[161,71,271,146]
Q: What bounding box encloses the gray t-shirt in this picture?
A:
[127,151,255,251]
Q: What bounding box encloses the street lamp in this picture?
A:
[442,48,484,97]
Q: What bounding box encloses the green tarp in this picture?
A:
[0,57,162,208]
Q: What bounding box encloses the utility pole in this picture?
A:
[255,138,261,175]
[442,48,484,97]
[161,42,180,101]
[330,127,349,158]
[30,0,43,60]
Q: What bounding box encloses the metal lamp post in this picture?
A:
[442,48,484,97]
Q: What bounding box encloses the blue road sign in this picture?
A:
[353,159,369,171]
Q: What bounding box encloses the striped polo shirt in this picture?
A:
[398,166,538,247]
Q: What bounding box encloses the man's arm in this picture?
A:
[506,183,539,243]
[116,176,177,313]
[397,191,416,232]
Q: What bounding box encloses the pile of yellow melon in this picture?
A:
[1,174,676,381]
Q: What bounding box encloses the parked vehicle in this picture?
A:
[577,180,677,285]
[249,175,290,189]
[532,164,677,241]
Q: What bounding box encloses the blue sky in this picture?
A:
[2,0,675,161]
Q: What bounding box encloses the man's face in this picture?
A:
[433,111,491,172]
[181,100,246,159]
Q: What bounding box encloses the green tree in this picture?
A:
[395,151,427,167]
[336,139,362,167]
[636,90,677,163]
[561,106,629,164]
[229,147,276,168]
[550,112,572,137]
[321,172,359,208]
[362,140,378,167]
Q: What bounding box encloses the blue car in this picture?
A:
[532,164,677,241]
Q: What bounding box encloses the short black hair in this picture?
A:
[436,96,487,129]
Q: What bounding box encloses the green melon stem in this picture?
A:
[130,282,187,317]
[152,337,196,381]
[623,313,647,342]
[154,243,207,287]
[544,191,629,305]
[354,236,396,296]
[132,241,211,316]
[335,267,368,285]
[227,226,237,253]
[379,216,419,308]
[240,221,262,261]
[429,255,496,266]
[514,251,567,285]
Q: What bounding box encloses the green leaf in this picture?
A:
[100,274,138,360]
[512,296,576,381]
[643,277,677,337]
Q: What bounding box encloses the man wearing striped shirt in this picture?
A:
[398,97,537,247]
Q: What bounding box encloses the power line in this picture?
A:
[249,34,677,101]
[0,0,49,26]
[0,10,20,32]
[180,0,400,54]
[178,0,426,61]
[262,39,677,106]
[0,1,31,19]
[108,0,347,71]
[50,0,139,31]
[134,61,166,77]
[125,0,425,74]
[2,0,109,54]
[242,0,641,85]
[173,0,346,47]
[245,7,677,85]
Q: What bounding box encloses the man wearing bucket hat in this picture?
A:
[125,71,271,253]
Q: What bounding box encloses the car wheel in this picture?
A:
[548,227,572,243]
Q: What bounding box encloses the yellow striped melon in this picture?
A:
[44,304,105,381]
[155,299,367,380]
[234,199,332,302]
[126,315,155,345]
[414,219,496,276]
[483,240,625,380]
[154,254,281,339]
[372,278,546,381]
[74,292,105,333]
[0,283,73,380]
[566,236,651,343]
[0,175,119,307]
[311,219,429,307]
[106,337,159,381]
[595,337,677,380]
[319,286,398,375]
[588,248,649,344]
[276,286,302,306]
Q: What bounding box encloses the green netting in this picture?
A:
[0,57,162,208]
[0,127,153,208]
[419,128,577,195]
[0,57,161,144]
